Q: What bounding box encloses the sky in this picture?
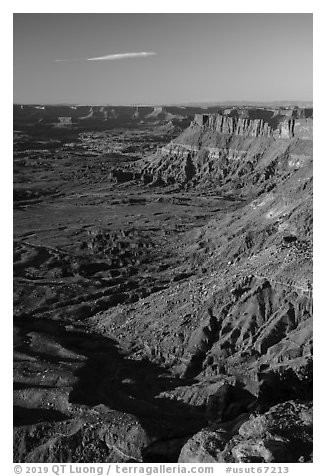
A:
[13,13,313,105]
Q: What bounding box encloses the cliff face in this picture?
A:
[139,111,313,197]
[293,118,313,140]
[192,114,274,137]
[191,113,313,139]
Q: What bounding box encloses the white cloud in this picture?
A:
[88,51,156,61]
[55,52,156,62]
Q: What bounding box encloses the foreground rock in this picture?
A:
[179,400,312,463]
[14,407,152,463]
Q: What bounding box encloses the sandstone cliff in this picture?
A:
[191,114,274,137]
[191,112,312,139]
[138,111,313,198]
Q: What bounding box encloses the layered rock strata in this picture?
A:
[191,113,312,139]
[139,111,313,196]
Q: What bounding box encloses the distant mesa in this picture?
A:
[139,105,313,194]
[191,109,313,140]
[57,116,72,127]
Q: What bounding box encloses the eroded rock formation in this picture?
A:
[138,110,313,196]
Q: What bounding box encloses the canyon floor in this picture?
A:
[13,107,313,463]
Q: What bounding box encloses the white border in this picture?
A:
[4,2,322,473]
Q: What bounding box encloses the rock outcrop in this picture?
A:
[14,408,152,463]
[192,114,274,137]
[191,113,312,139]
[178,401,313,463]
[138,109,312,196]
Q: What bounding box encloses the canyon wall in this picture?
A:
[139,110,313,198]
[191,113,313,139]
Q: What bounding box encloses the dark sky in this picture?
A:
[13,13,313,105]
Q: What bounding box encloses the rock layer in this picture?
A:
[138,111,312,197]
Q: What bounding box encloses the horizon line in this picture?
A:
[13,100,314,107]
